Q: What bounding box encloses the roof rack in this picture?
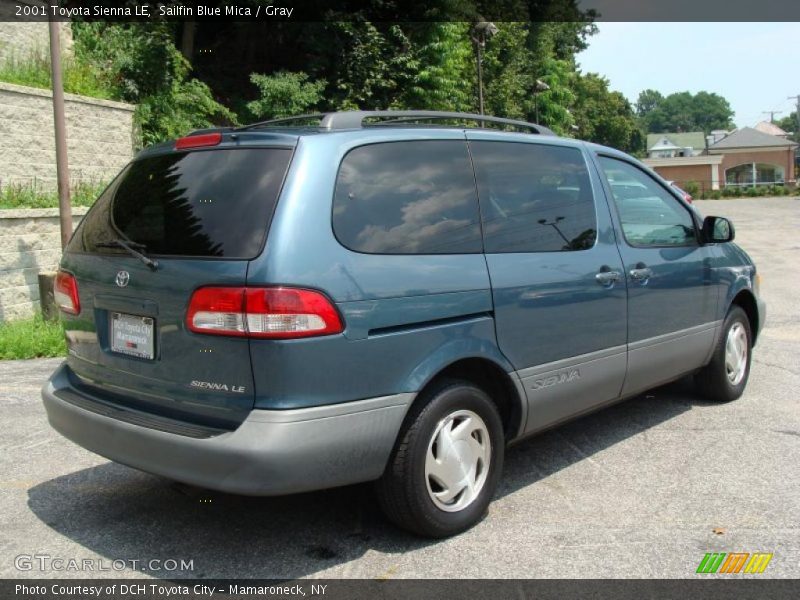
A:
[235,110,556,136]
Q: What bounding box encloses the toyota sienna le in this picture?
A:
[43,111,765,537]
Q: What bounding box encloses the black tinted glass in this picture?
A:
[69,148,292,258]
[470,142,597,253]
[333,141,482,254]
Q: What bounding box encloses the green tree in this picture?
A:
[572,73,643,153]
[636,89,664,118]
[246,71,326,120]
[692,91,735,133]
[776,112,798,140]
[482,22,538,121]
[480,22,584,134]
[397,22,474,112]
[532,56,576,134]
[312,20,419,110]
[636,90,734,134]
[72,22,235,146]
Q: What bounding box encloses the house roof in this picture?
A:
[649,137,682,151]
[646,131,706,152]
[754,121,790,137]
[709,126,798,149]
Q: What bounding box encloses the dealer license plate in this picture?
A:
[110,312,155,360]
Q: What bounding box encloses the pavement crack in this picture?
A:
[771,429,800,439]
[753,358,800,377]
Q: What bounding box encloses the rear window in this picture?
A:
[332,141,482,254]
[68,148,292,258]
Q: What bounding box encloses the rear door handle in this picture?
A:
[595,268,622,286]
[629,265,653,281]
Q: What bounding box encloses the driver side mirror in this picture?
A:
[702,216,735,243]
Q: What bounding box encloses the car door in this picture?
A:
[593,154,718,396]
[467,135,628,433]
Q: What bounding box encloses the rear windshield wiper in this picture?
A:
[95,238,159,271]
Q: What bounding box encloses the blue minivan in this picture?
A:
[43,111,765,537]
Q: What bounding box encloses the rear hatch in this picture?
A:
[60,143,293,429]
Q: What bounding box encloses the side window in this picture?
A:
[470,141,597,253]
[332,141,482,254]
[597,156,697,247]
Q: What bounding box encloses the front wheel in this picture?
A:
[695,306,752,402]
[376,379,504,538]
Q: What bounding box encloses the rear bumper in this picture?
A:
[42,363,413,495]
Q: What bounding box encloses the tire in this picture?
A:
[695,306,752,402]
[376,379,504,538]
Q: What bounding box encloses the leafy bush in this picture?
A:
[770,185,787,196]
[246,71,326,120]
[0,180,107,209]
[0,315,66,360]
[721,186,738,197]
[684,180,700,197]
[714,185,793,198]
[709,190,722,200]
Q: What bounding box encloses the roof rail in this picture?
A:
[235,110,555,136]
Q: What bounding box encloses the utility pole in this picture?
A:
[475,38,484,116]
[471,21,498,117]
[49,3,72,249]
[763,111,782,123]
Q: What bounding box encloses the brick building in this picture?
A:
[643,127,797,191]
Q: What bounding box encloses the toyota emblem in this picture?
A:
[115,271,130,288]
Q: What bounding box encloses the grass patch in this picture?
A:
[0,50,111,99]
[0,315,66,360]
[0,180,107,209]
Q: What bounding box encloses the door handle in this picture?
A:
[595,268,622,285]
[629,265,653,281]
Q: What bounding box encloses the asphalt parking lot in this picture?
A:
[1,197,798,579]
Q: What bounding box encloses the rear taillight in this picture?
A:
[54,270,80,315]
[186,287,343,339]
[186,287,247,337]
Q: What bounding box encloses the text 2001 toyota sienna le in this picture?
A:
[43,111,765,537]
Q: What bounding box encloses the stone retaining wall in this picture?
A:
[0,207,86,321]
[0,82,135,190]
[0,8,73,60]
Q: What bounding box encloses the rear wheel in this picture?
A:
[376,379,504,538]
[695,306,752,402]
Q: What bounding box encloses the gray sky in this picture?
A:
[576,22,800,130]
